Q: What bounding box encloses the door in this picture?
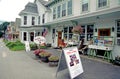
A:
[30,32,34,41]
[58,31,62,47]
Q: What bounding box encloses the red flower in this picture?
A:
[34,49,45,55]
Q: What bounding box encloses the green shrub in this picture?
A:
[40,46,47,49]
[10,45,25,51]
[5,40,25,51]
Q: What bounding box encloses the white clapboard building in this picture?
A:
[19,0,120,59]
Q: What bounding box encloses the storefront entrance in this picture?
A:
[30,32,34,42]
[57,31,62,47]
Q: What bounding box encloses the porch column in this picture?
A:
[27,31,29,41]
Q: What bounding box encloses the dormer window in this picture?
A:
[24,16,27,25]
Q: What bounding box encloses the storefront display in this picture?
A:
[93,36,114,46]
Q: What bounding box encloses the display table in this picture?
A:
[88,45,113,62]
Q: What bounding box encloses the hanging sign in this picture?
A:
[34,36,46,44]
[56,47,84,79]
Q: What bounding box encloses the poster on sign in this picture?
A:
[25,41,30,52]
[34,36,46,44]
[63,47,84,79]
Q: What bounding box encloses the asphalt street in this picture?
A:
[0,39,120,79]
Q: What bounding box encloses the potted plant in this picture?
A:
[30,43,38,50]
[113,56,120,65]
[33,49,45,58]
[48,55,59,67]
[39,52,52,63]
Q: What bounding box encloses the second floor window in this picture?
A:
[24,16,27,25]
[38,16,40,24]
[32,17,35,25]
[82,0,89,12]
[67,0,72,15]
[53,7,56,19]
[57,5,61,18]
[62,3,66,17]
[42,14,45,24]
[98,0,107,8]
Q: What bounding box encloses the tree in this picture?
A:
[0,22,10,38]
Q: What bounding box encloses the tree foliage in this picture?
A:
[0,22,10,31]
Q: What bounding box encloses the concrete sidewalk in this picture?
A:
[0,39,120,79]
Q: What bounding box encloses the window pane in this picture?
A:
[82,0,88,12]
[87,25,94,41]
[32,17,35,25]
[69,27,73,33]
[117,33,120,37]
[24,16,27,25]
[64,27,68,33]
[69,34,73,39]
[62,3,66,17]
[98,0,107,8]
[42,14,45,23]
[38,16,40,24]
[64,34,67,40]
[53,7,56,19]
[68,0,72,15]
[57,5,61,18]
[23,32,27,41]
[82,3,88,11]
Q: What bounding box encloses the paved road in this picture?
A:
[0,39,120,79]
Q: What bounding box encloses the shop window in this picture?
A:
[80,26,85,40]
[23,32,27,41]
[98,28,110,36]
[117,21,120,45]
[87,25,94,41]
[69,27,73,40]
[30,32,34,41]
[63,26,73,41]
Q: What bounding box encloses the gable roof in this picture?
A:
[19,2,38,15]
[38,0,48,6]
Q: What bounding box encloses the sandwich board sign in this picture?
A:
[56,47,84,79]
[25,41,30,52]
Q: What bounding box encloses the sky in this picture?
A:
[0,0,35,22]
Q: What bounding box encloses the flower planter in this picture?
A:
[40,56,49,63]
[49,61,59,67]
[113,59,120,66]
